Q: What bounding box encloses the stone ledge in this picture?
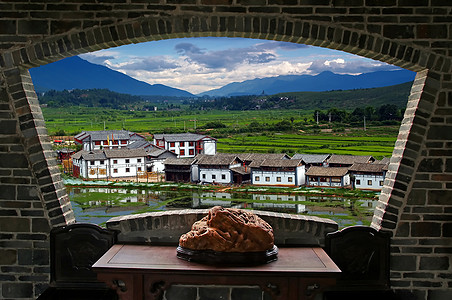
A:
[106,208,338,247]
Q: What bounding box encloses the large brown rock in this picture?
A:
[179,206,274,252]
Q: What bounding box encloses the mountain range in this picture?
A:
[199,69,416,97]
[29,55,416,98]
[29,56,195,97]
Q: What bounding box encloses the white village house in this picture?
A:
[195,154,242,184]
[305,166,351,187]
[126,139,177,173]
[74,130,146,151]
[72,148,147,179]
[348,163,388,191]
[153,133,217,158]
[250,159,305,186]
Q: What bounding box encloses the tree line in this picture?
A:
[314,104,404,124]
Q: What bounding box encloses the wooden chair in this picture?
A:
[323,226,394,300]
[37,223,118,300]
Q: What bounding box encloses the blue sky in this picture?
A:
[80,37,401,94]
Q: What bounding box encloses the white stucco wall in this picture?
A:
[354,174,384,190]
[251,170,299,186]
[199,168,232,184]
[203,140,216,155]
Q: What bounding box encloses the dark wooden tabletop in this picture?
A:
[93,244,341,276]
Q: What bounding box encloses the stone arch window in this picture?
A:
[1,5,451,300]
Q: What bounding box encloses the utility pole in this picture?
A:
[364,116,366,131]
[316,111,319,125]
[328,112,331,123]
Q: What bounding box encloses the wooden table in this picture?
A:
[93,244,341,300]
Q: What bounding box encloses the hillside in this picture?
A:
[274,81,413,110]
[29,56,195,97]
[191,81,413,111]
[38,89,145,109]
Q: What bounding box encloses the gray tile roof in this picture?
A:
[71,150,106,161]
[127,140,152,149]
[238,153,289,161]
[306,166,349,177]
[74,130,133,142]
[291,153,330,164]
[153,133,214,142]
[374,157,390,164]
[249,159,303,168]
[196,154,239,166]
[327,154,374,165]
[348,163,387,173]
[231,166,251,175]
[104,148,147,158]
[164,158,196,166]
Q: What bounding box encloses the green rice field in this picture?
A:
[217,133,397,158]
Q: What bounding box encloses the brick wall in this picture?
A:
[0,1,451,299]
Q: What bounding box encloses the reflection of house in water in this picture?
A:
[251,194,306,214]
[192,192,232,208]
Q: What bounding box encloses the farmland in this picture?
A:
[42,106,400,159]
[218,131,397,158]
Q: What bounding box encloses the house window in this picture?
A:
[137,159,141,163]
[95,141,101,145]
[113,159,118,164]
[368,180,373,185]
[265,177,270,182]
[170,142,175,147]
[189,142,194,146]
[121,140,127,144]
[202,174,206,179]
[222,174,226,180]
[356,179,361,185]
[380,180,384,186]
[138,167,142,172]
[288,177,293,182]
[212,174,216,180]
[113,169,118,173]
[189,149,194,156]
[277,177,281,182]
[125,159,130,164]
[180,149,185,156]
[90,161,95,165]
[103,140,108,145]
[100,160,104,165]
[126,168,130,173]
[255,176,260,181]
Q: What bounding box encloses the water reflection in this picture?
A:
[67,187,377,228]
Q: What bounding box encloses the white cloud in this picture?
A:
[79,40,400,94]
[308,57,398,75]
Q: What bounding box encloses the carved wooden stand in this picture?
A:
[93,245,340,300]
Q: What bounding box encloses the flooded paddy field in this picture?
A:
[66,180,379,228]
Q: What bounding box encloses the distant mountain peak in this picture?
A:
[29,56,195,97]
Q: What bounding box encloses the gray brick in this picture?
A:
[2,283,33,298]
[420,256,449,270]
[391,255,417,271]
